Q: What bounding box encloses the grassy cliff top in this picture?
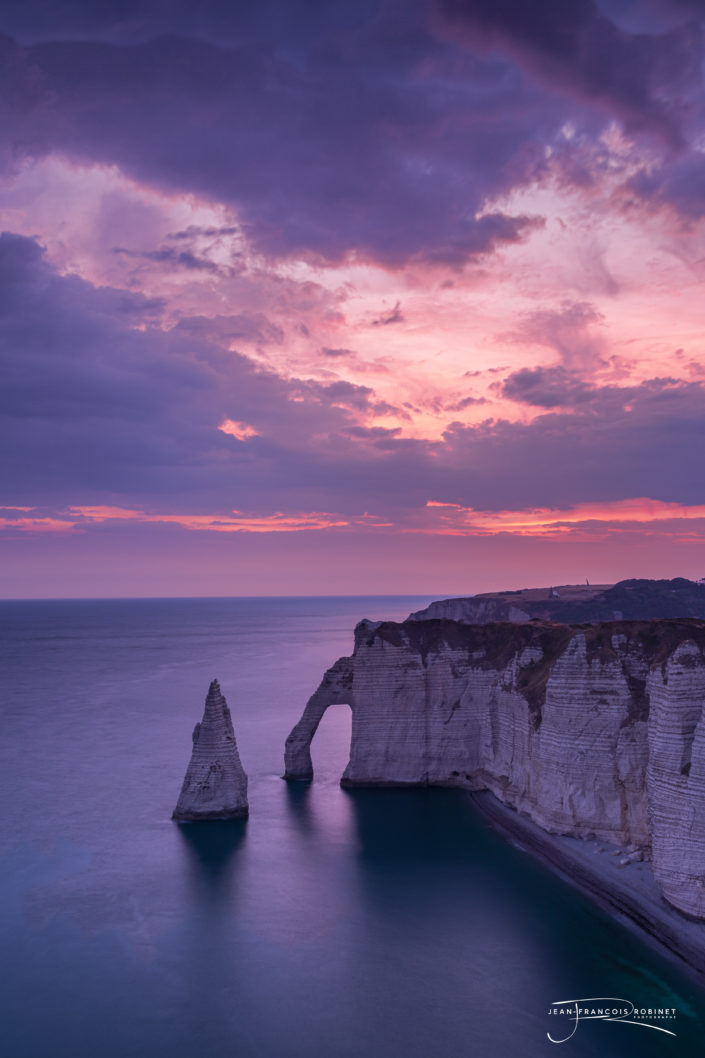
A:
[411,578,705,623]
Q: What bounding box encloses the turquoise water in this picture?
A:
[1,596,703,1057]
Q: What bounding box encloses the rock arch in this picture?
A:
[284,656,354,780]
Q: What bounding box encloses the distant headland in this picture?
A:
[408,577,705,624]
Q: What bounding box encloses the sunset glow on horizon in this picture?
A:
[2,0,705,596]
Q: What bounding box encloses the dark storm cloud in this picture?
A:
[0,3,701,266]
[438,0,701,144]
[0,10,575,267]
[600,0,705,29]
[0,0,382,47]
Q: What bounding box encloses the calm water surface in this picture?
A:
[1,596,704,1058]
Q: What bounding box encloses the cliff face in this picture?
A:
[285,619,705,918]
[407,595,535,624]
[173,679,249,820]
[647,644,705,917]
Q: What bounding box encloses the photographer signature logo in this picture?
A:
[546,997,677,1043]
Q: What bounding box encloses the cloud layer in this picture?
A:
[1,1,705,591]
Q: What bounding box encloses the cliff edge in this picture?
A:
[408,577,705,624]
[285,617,705,923]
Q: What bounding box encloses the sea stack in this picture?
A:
[173,679,249,820]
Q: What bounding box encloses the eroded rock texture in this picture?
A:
[648,643,705,917]
[173,679,248,820]
[285,618,705,918]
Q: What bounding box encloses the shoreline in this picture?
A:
[468,790,705,984]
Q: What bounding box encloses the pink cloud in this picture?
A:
[417,498,705,539]
[5,498,705,549]
[58,506,352,534]
[218,419,259,442]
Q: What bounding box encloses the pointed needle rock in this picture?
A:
[173,679,249,820]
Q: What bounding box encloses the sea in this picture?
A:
[1,595,704,1058]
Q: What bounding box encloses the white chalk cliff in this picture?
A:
[173,679,248,820]
[285,618,705,919]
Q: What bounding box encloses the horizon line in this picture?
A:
[0,592,447,603]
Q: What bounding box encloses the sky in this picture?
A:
[2,0,705,597]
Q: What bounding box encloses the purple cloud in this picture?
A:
[321,347,355,359]
[505,301,608,372]
[371,301,404,327]
[627,152,705,219]
[0,16,566,267]
[0,0,382,48]
[440,376,705,508]
[0,232,391,514]
[0,2,701,269]
[501,366,597,407]
[438,0,702,145]
[3,231,705,526]
[174,314,284,346]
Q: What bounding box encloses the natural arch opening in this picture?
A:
[284,657,354,781]
[310,702,353,783]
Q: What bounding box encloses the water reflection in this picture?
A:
[345,786,479,866]
[284,779,315,833]
[176,819,247,902]
[341,785,702,1057]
